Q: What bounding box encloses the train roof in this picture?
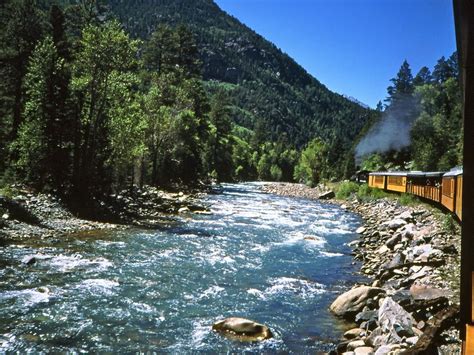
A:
[407,171,444,178]
[370,170,454,177]
[369,171,407,176]
[443,167,463,177]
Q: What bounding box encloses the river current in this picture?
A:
[0,183,365,353]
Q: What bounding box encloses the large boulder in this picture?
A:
[212,317,273,341]
[378,297,414,341]
[330,286,385,318]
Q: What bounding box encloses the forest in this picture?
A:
[0,0,463,205]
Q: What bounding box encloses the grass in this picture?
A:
[398,193,420,206]
[441,213,458,234]
[334,181,389,201]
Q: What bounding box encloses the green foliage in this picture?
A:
[356,184,388,201]
[398,193,418,206]
[294,138,329,186]
[71,20,142,194]
[410,76,462,171]
[441,213,457,234]
[12,35,72,189]
[335,181,359,199]
[357,53,461,173]
[360,153,384,171]
[206,88,234,182]
[108,0,372,179]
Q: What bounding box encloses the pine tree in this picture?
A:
[13,36,71,188]
[207,88,234,182]
[413,66,432,86]
[386,60,414,104]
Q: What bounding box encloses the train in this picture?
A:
[365,167,463,221]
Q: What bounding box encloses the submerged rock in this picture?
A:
[212,317,273,341]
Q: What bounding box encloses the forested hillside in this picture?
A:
[0,0,376,205]
[108,0,375,178]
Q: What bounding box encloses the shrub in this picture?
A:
[398,193,418,206]
[442,214,457,234]
[335,181,359,199]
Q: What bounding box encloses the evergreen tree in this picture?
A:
[0,0,46,174]
[207,89,234,182]
[413,66,432,86]
[13,36,72,188]
[386,60,414,104]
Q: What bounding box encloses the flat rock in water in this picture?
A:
[212,317,273,341]
[356,227,366,234]
[344,328,366,339]
[319,190,335,200]
[330,286,385,317]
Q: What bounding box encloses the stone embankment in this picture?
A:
[333,198,460,355]
[262,182,461,354]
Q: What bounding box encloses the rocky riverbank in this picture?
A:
[262,182,335,200]
[0,185,209,244]
[262,182,461,354]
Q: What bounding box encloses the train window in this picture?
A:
[374,176,384,184]
[388,176,404,186]
[442,178,453,196]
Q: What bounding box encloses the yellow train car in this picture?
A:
[368,172,386,189]
[385,172,407,193]
[442,168,463,219]
[456,173,463,221]
[407,172,443,203]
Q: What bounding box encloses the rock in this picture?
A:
[178,207,190,213]
[374,345,392,355]
[378,297,414,339]
[212,317,272,341]
[405,335,419,345]
[354,347,374,355]
[1,213,9,219]
[22,256,36,265]
[397,211,413,221]
[330,286,385,317]
[376,245,389,254]
[386,218,407,230]
[400,223,415,239]
[319,190,335,200]
[409,284,448,300]
[347,340,366,351]
[344,328,366,339]
[356,227,366,234]
[385,234,401,249]
[193,210,212,215]
[355,310,377,324]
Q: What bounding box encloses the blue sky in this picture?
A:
[214,0,457,108]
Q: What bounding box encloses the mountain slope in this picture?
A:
[108,0,372,171]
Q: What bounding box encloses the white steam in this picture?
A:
[355,95,419,162]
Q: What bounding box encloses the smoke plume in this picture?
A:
[355,95,419,163]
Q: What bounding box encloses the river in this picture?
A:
[0,182,366,353]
